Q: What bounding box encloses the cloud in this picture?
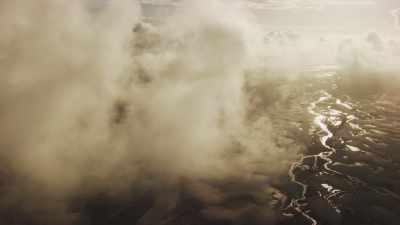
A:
[138,0,378,11]
[244,0,376,10]
[239,0,298,10]
[390,8,400,29]
[140,0,180,6]
[325,0,376,6]
[139,0,376,9]
[0,0,306,224]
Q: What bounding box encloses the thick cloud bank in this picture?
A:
[2,0,399,224]
[0,1,306,224]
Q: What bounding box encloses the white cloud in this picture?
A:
[390,8,400,29]
[238,0,298,10]
[325,0,376,6]
[140,0,179,6]
[243,0,376,10]
[139,0,377,10]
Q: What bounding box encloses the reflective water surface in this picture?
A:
[279,69,400,225]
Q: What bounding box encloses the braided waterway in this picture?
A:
[281,70,400,225]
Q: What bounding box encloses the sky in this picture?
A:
[139,0,400,33]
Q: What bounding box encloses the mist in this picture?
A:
[0,1,305,224]
[1,0,400,225]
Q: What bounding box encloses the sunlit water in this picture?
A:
[280,69,400,225]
